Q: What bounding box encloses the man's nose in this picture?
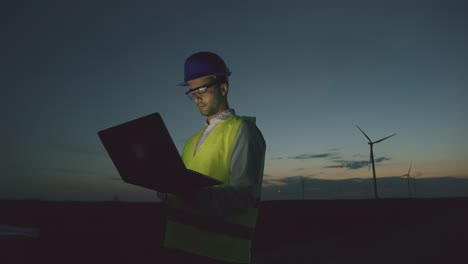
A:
[194,94,203,102]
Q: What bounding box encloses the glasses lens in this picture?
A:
[185,86,209,101]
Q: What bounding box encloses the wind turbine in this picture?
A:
[356,125,397,199]
[293,176,310,200]
[299,177,307,200]
[401,162,413,198]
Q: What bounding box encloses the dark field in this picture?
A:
[1,198,468,264]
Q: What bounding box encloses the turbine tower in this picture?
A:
[299,177,307,200]
[401,162,413,198]
[293,176,310,200]
[356,125,396,199]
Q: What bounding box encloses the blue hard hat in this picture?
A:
[177,51,231,86]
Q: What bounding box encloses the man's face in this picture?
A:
[187,76,227,120]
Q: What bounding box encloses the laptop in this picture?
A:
[97,112,222,196]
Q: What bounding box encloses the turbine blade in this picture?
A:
[408,162,412,175]
[374,133,397,144]
[368,150,372,171]
[356,125,372,142]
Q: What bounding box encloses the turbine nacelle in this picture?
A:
[356,125,397,145]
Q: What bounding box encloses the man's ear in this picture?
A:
[221,83,229,96]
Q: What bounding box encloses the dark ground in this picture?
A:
[1,198,468,264]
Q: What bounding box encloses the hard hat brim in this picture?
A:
[176,72,231,87]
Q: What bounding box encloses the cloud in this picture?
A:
[324,161,368,170]
[324,157,391,170]
[271,150,341,160]
[374,157,390,163]
[289,153,338,160]
[262,178,287,186]
[272,151,341,160]
[352,153,368,158]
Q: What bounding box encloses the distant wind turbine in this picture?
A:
[401,162,413,198]
[299,177,307,200]
[293,176,310,200]
[356,125,397,199]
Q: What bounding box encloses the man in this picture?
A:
[158,51,266,264]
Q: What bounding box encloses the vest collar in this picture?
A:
[205,109,235,126]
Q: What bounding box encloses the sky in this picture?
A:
[1,0,467,201]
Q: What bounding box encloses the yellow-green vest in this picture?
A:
[164,115,263,264]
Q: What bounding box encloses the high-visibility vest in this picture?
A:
[164,115,263,264]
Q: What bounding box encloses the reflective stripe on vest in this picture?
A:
[164,115,262,264]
